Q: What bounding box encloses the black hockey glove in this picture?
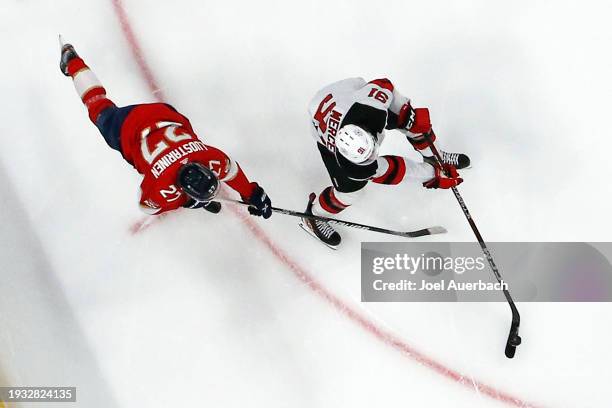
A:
[243,183,272,219]
[182,197,222,214]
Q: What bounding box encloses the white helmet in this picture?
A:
[336,124,378,164]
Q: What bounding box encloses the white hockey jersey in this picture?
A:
[308,77,410,154]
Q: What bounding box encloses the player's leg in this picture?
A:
[61,43,114,125]
[312,143,368,214]
[371,154,462,189]
[60,41,132,153]
[93,105,137,151]
[309,155,434,219]
[301,143,368,248]
[311,185,364,217]
[371,155,434,185]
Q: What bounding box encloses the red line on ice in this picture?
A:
[111,0,165,101]
[111,1,539,406]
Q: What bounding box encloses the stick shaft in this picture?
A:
[423,133,520,357]
[217,197,446,238]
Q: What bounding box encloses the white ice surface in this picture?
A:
[1,0,612,407]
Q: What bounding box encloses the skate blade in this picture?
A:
[298,221,339,251]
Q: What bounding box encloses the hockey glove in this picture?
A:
[243,183,272,219]
[423,163,463,189]
[398,103,432,134]
[183,197,222,214]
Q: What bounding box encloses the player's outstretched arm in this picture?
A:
[228,171,272,219]
[213,151,272,219]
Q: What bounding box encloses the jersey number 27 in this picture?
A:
[140,121,193,164]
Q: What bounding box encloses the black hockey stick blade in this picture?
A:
[504,314,522,358]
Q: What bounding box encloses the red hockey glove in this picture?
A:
[423,163,463,189]
[398,103,432,134]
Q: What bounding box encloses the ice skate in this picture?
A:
[59,35,79,77]
[423,150,471,169]
[299,193,341,250]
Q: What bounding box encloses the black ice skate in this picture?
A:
[59,35,79,76]
[423,151,471,169]
[299,193,341,250]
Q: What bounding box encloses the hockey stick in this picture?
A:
[423,132,521,358]
[217,197,447,238]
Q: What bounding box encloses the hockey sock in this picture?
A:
[67,58,115,123]
[372,156,435,185]
[311,186,361,217]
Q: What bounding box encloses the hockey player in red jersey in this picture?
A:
[302,77,469,248]
[60,38,271,218]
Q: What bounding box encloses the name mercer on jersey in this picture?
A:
[150,140,207,178]
[314,93,344,150]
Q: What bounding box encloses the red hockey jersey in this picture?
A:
[119,104,254,214]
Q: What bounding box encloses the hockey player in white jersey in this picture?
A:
[302,77,469,248]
